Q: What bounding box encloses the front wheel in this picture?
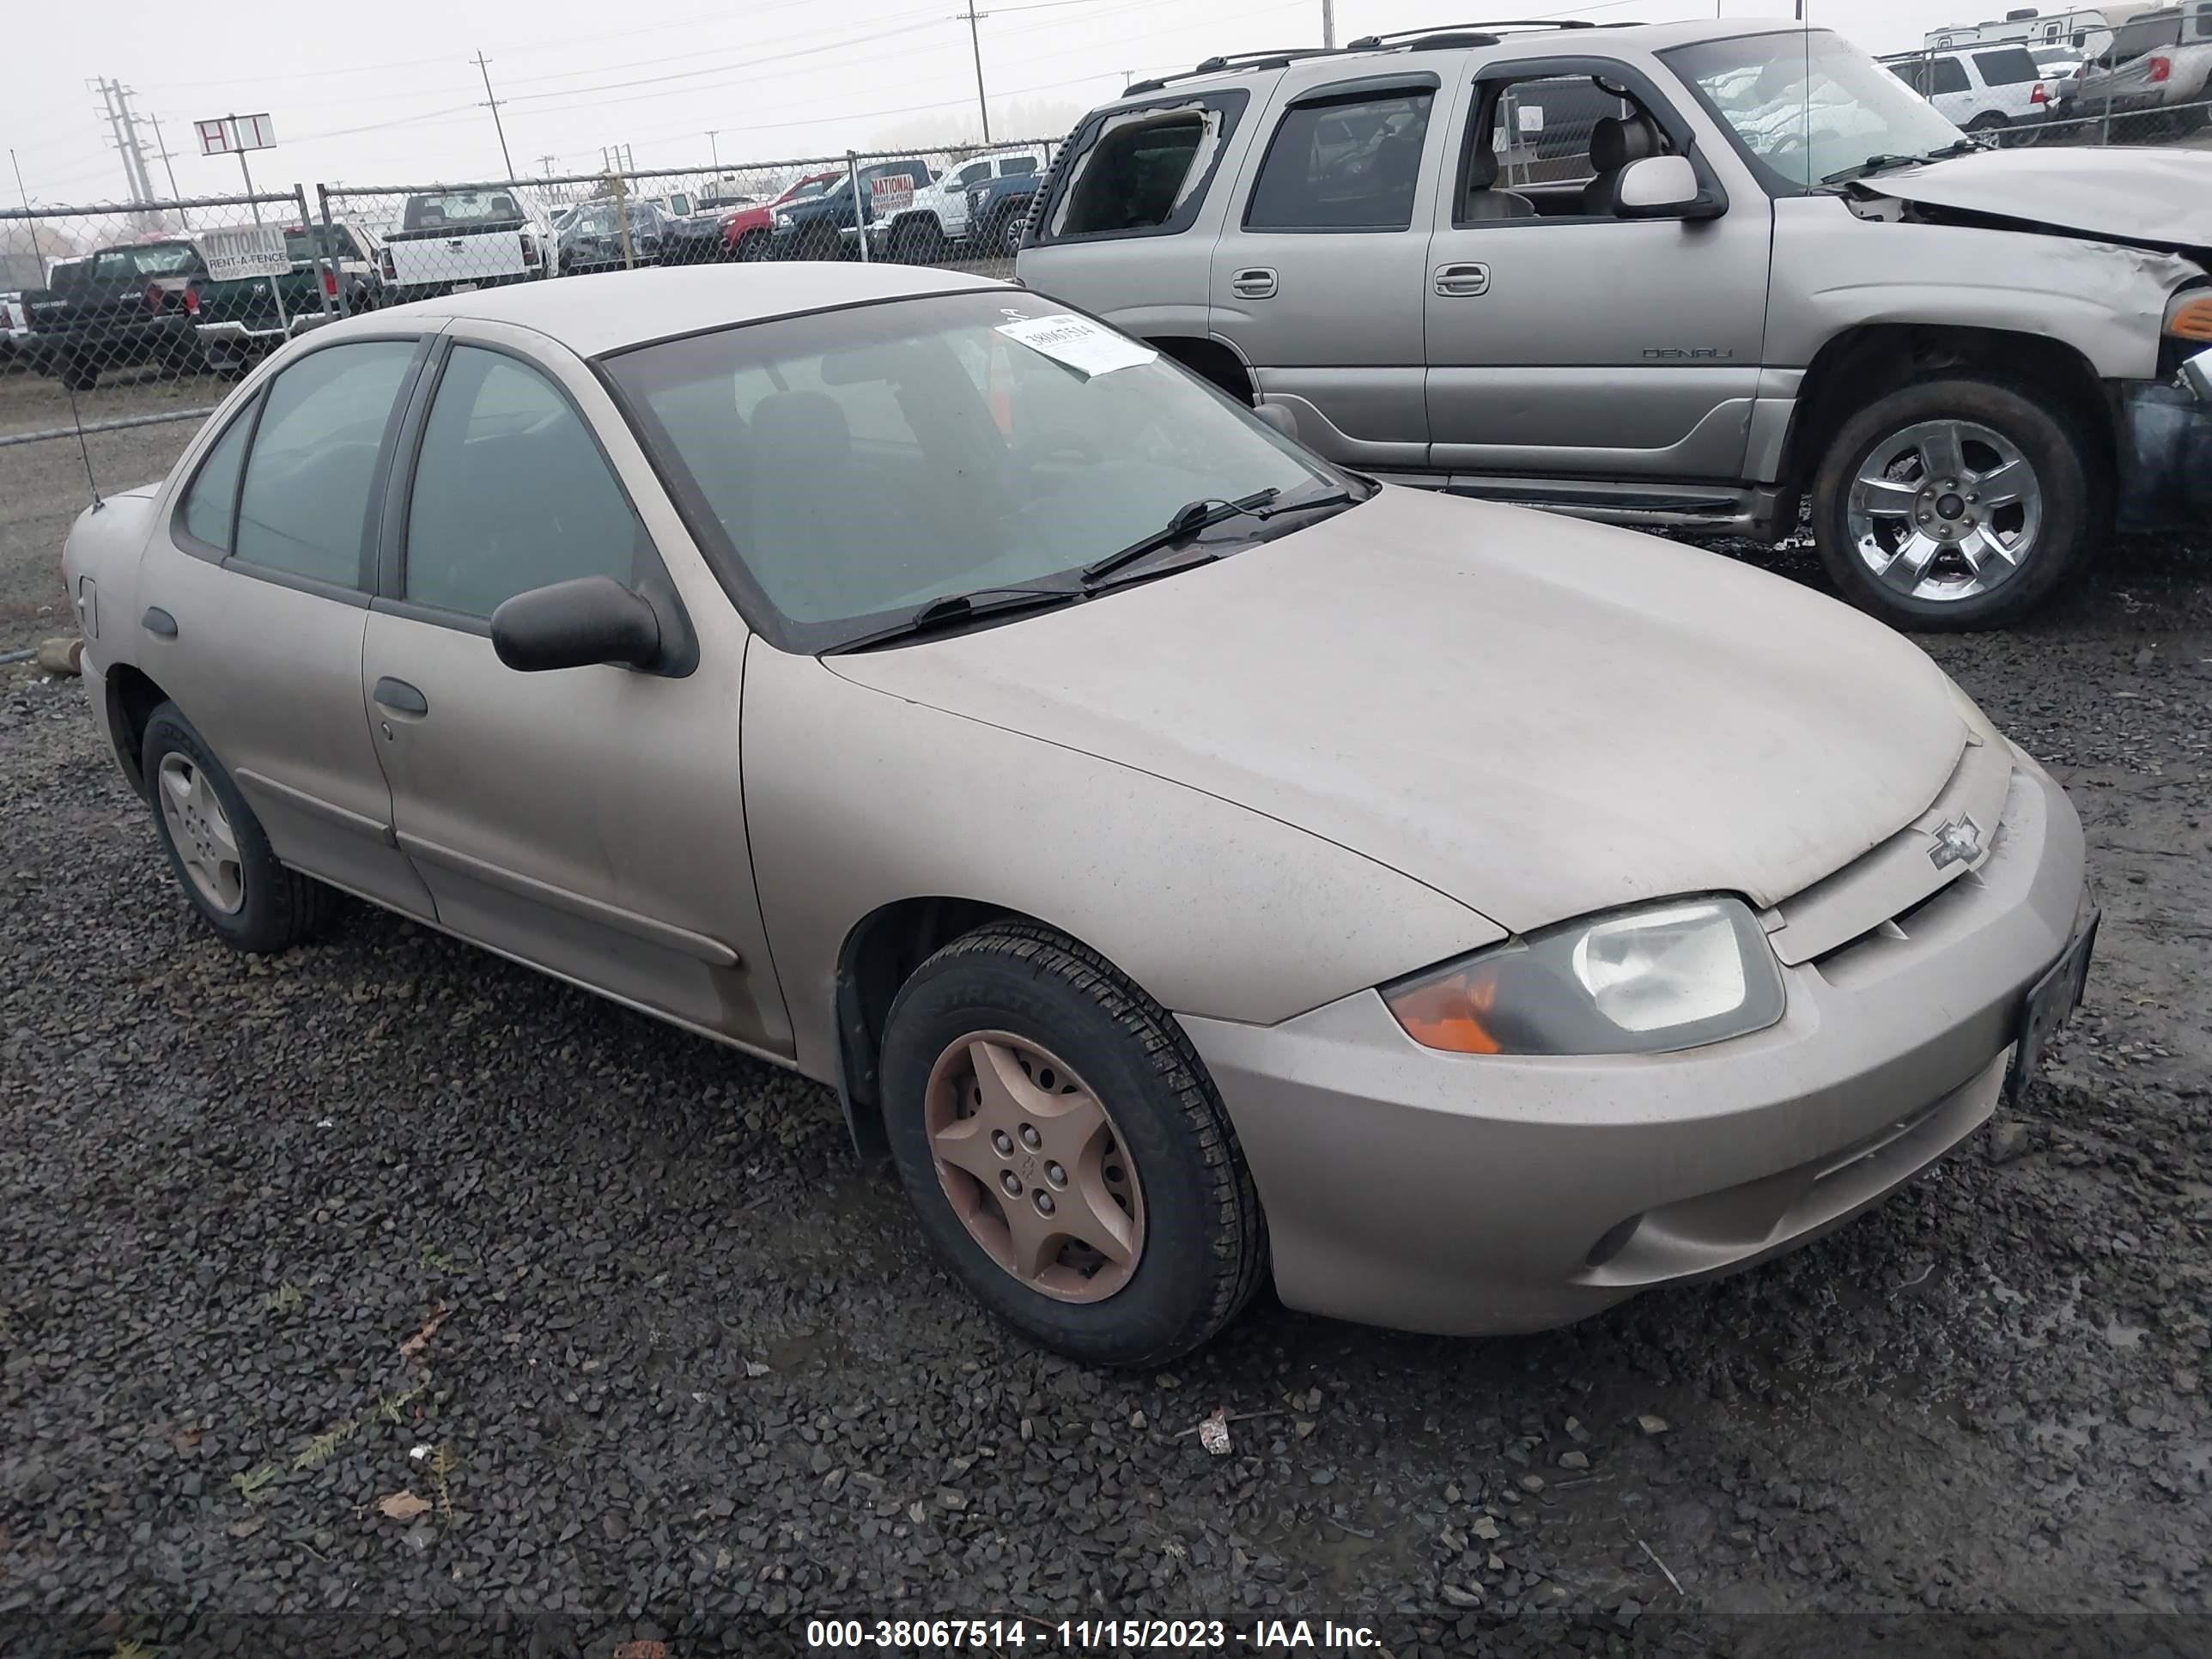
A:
[879,923,1267,1367]
[1810,375,2096,631]
[734,230,770,263]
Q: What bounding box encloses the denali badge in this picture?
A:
[1929,815,1983,871]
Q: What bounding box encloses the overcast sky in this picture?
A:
[12,0,1943,204]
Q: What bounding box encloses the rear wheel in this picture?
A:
[997,207,1026,257]
[879,923,1267,1366]
[734,230,770,263]
[142,702,335,952]
[1810,375,2095,631]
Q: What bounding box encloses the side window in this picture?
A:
[234,341,416,586]
[1931,57,1972,94]
[954,161,992,189]
[177,401,257,553]
[1000,155,1038,174]
[1045,91,1249,240]
[1457,70,1663,222]
[1486,77,1635,186]
[404,346,643,619]
[1245,89,1434,231]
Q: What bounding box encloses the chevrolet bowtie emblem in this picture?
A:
[1929,815,1983,871]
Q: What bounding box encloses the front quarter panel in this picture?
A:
[1766,193,2191,381]
[742,646,1503,1085]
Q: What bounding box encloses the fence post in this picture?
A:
[296,184,337,319]
[848,151,871,263]
[609,170,636,270]
[315,185,349,318]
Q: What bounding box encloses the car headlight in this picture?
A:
[1382,896,1784,1056]
[2164,289,2212,343]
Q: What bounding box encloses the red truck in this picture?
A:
[724,171,842,262]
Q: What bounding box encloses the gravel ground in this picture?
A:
[1,462,2209,1655]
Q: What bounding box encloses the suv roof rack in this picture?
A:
[1125,46,1338,94]
[1343,18,1607,46]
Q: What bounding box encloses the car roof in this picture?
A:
[1109,16,1813,103]
[356,263,1009,359]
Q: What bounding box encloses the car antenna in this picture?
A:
[9,147,100,507]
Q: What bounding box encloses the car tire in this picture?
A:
[878,922,1268,1367]
[1810,375,2096,632]
[142,702,335,953]
[997,207,1026,257]
[734,230,769,263]
[1966,111,2008,132]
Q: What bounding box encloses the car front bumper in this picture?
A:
[2117,353,2212,532]
[1178,757,2086,1336]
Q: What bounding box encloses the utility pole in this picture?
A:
[1322,0,1335,49]
[471,51,517,181]
[90,80,147,206]
[145,112,187,227]
[706,130,722,174]
[538,154,558,178]
[953,6,993,143]
[111,82,158,204]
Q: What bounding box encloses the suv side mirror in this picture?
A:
[1251,401,1300,441]
[491,575,662,673]
[1613,155,1723,222]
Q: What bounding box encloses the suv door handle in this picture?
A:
[1231,266,1278,299]
[1433,262,1492,297]
[373,677,428,717]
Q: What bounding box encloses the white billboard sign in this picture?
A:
[197,114,277,156]
[199,222,291,281]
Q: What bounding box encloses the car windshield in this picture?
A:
[605,289,1337,652]
[404,191,526,228]
[1663,29,1966,193]
[283,224,362,261]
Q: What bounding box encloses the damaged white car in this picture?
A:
[1018,21,2212,630]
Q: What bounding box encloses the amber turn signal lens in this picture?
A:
[2168,295,2212,343]
[1385,965,1502,1054]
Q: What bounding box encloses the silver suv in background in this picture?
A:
[1017,19,2212,630]
[1879,44,2057,131]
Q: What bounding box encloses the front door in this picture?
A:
[1423,58,1772,481]
[360,325,791,1056]
[140,336,435,916]
[1208,76,1443,471]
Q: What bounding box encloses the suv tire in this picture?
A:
[879,922,1267,1366]
[1810,374,2095,631]
[143,702,336,952]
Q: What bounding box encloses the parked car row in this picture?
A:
[1888,3,2212,135]
[10,222,386,389]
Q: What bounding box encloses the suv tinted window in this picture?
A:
[1247,90,1433,230]
[179,402,256,552]
[954,161,993,189]
[1973,48,2041,83]
[234,342,416,585]
[404,346,641,618]
[1000,155,1038,174]
[1930,56,1972,93]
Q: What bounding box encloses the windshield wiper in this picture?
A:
[1079,489,1279,586]
[830,585,1082,653]
[1820,139,1982,187]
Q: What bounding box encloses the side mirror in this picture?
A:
[490,575,661,673]
[1613,155,1723,222]
[1251,401,1300,441]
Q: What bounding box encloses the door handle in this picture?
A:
[373,677,428,717]
[1231,266,1278,300]
[1433,262,1492,297]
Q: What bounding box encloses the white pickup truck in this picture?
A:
[378,187,556,301]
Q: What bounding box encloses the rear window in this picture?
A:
[1047,91,1249,240]
[1000,155,1039,174]
[133,243,204,276]
[404,191,526,229]
[284,224,363,262]
[1972,48,2042,84]
[1246,90,1433,231]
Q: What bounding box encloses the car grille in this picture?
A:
[1763,733,2016,972]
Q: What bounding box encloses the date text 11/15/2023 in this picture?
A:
[805,1617,1384,1650]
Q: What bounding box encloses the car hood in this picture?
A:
[825,488,1968,932]
[1857,147,2212,248]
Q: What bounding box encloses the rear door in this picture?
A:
[1206,71,1445,470]
[137,334,436,915]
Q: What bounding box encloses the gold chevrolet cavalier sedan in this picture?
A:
[61,264,2094,1365]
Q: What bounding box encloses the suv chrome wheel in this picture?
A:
[1846,418,2043,605]
[923,1031,1146,1302]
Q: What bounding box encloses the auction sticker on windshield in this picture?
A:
[996,313,1158,380]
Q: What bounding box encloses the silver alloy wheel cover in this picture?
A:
[1846,418,2044,605]
[156,752,246,915]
